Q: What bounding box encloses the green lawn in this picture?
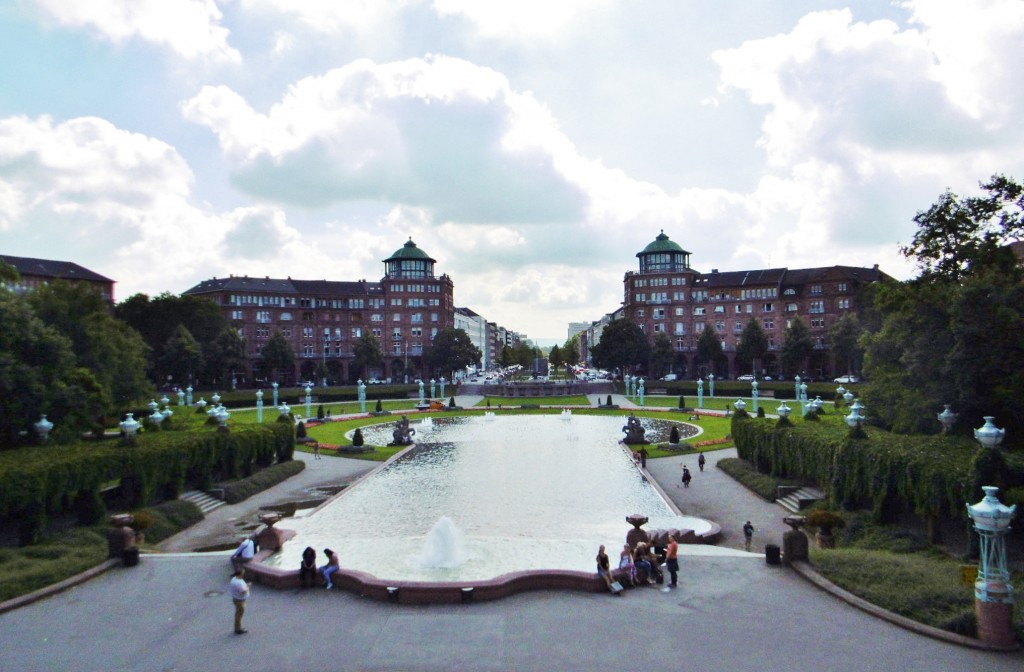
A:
[476,395,592,407]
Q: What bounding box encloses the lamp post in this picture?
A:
[794,375,801,401]
[186,385,193,406]
[440,376,447,399]
[34,415,54,442]
[799,382,808,415]
[751,379,759,414]
[272,381,279,407]
[304,384,312,418]
[358,379,367,414]
[966,486,1016,646]
[697,378,704,409]
[638,378,645,407]
[937,405,957,433]
[177,389,185,406]
[256,389,264,423]
[430,378,436,399]
[120,413,141,444]
[708,373,714,397]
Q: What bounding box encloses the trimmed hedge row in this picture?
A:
[731,414,1024,524]
[221,459,306,504]
[0,422,294,544]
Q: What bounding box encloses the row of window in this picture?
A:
[637,297,850,317]
[245,326,439,341]
[237,310,443,324]
[387,283,444,293]
[639,315,836,336]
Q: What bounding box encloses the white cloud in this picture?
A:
[239,0,414,34]
[182,55,589,223]
[33,0,240,62]
[431,0,616,42]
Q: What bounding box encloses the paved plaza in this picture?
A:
[1,397,1021,671]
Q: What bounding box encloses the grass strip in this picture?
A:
[716,457,801,500]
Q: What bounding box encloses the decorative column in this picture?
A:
[177,389,185,406]
[430,378,436,399]
[638,378,645,406]
[708,373,714,397]
[186,385,193,406]
[34,415,54,442]
[966,487,1016,647]
[120,413,141,444]
[440,376,447,399]
[256,389,264,423]
[794,375,801,402]
[799,382,808,415]
[418,380,425,405]
[358,380,367,414]
[304,385,312,418]
[751,379,759,414]
[272,382,279,407]
[936,405,957,433]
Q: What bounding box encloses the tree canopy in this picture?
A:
[590,319,650,374]
[735,318,769,375]
[649,333,674,378]
[695,326,723,375]
[351,333,384,381]
[781,317,813,376]
[426,328,481,378]
[261,331,295,382]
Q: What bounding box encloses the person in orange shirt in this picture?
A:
[665,538,679,588]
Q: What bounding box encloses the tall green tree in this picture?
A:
[781,317,814,376]
[351,333,384,381]
[497,344,516,368]
[590,319,650,375]
[426,328,482,378]
[735,318,769,375]
[204,326,248,389]
[548,344,564,375]
[261,330,296,382]
[695,326,724,376]
[28,281,152,413]
[649,333,674,378]
[161,325,204,387]
[562,335,580,368]
[828,313,863,376]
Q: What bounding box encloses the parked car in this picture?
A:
[737,374,756,382]
[834,375,859,384]
[661,374,678,382]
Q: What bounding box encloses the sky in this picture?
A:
[2,1,1023,344]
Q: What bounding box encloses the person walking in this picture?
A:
[230,568,252,634]
[639,447,649,469]
[697,451,706,472]
[664,538,679,588]
[743,520,755,552]
[681,466,692,488]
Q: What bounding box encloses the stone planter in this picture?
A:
[815,531,836,549]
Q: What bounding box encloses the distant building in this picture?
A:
[0,254,115,302]
[600,231,889,379]
[182,238,454,385]
[455,306,490,373]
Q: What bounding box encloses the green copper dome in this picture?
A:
[384,238,435,263]
[637,230,687,257]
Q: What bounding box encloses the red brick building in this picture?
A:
[0,254,115,303]
[182,239,454,385]
[620,231,888,380]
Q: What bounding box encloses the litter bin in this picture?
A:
[123,547,140,567]
[765,544,781,566]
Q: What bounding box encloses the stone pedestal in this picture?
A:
[255,514,286,552]
[782,516,808,565]
[625,514,650,549]
[975,585,1016,647]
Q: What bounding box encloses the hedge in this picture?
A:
[221,459,305,504]
[731,414,1024,524]
[0,422,294,545]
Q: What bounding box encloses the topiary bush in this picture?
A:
[756,407,766,418]
[296,421,307,439]
[221,460,306,504]
[678,396,686,409]
[352,428,364,447]
[669,426,680,444]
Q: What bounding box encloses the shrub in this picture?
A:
[129,510,156,532]
[221,460,306,504]
[136,500,204,543]
[296,421,307,439]
[806,510,846,534]
[352,428,364,447]
[449,396,456,408]
[669,426,680,444]
[317,405,324,420]
[375,399,383,413]
[756,407,765,418]
[678,396,686,409]
[606,394,613,406]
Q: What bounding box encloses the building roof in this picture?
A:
[0,254,113,283]
[637,230,690,257]
[384,238,435,263]
[182,276,383,296]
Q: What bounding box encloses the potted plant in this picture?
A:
[805,510,845,549]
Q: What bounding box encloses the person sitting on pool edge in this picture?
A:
[596,545,619,595]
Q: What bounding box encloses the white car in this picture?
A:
[737,374,756,382]
[834,375,859,384]
[661,374,678,381]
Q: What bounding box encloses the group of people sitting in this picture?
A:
[596,538,680,595]
[300,546,340,589]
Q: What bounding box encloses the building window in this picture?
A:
[431,313,439,323]
[675,307,686,316]
[674,323,686,335]
[411,313,423,323]
[763,303,774,312]
[351,327,362,338]
[302,327,314,338]
[809,300,825,314]
[810,317,825,328]
[391,298,403,306]
[393,313,402,322]
[693,307,705,316]
[695,322,705,333]
[786,303,798,312]
[256,310,271,323]
[838,282,848,292]
[281,327,292,338]
[734,322,743,333]
[653,323,666,333]
[653,308,665,320]
[280,312,292,321]
[371,314,383,322]
[231,310,244,321]
[715,321,725,333]
[636,309,646,318]
[763,318,774,330]
[810,284,822,295]
[838,298,851,310]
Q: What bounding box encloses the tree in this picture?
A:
[735,318,769,375]
[828,313,863,376]
[649,333,674,378]
[497,344,516,368]
[590,319,650,374]
[261,331,295,382]
[28,281,152,413]
[695,326,723,376]
[204,327,248,389]
[548,344,564,375]
[0,292,87,446]
[562,335,580,368]
[781,317,814,376]
[161,325,204,387]
[426,328,481,378]
[901,174,1023,283]
[352,333,384,381]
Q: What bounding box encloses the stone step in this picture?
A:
[180,490,225,515]
[776,487,825,513]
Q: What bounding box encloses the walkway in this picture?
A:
[1,401,1020,671]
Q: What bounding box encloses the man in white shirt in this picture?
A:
[230,569,251,634]
[231,537,255,571]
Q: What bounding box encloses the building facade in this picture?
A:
[455,306,490,373]
[182,239,454,385]
[614,231,888,380]
[1,254,115,303]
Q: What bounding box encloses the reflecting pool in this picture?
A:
[268,414,708,581]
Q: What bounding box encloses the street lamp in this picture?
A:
[186,385,193,405]
[937,405,958,433]
[272,382,279,407]
[974,417,1005,450]
[304,384,313,418]
[966,486,1016,646]
[34,415,54,442]
[697,378,704,409]
[256,389,264,424]
[708,373,715,397]
[734,398,747,413]
[751,379,759,414]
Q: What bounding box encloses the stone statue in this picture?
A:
[390,415,416,446]
[622,413,647,444]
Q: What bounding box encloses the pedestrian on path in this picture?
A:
[743,520,754,552]
[664,538,679,588]
[639,447,649,469]
[681,466,692,488]
[230,568,251,634]
[313,442,321,460]
[698,452,706,472]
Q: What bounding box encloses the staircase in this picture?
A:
[776,486,826,513]
[180,490,225,515]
